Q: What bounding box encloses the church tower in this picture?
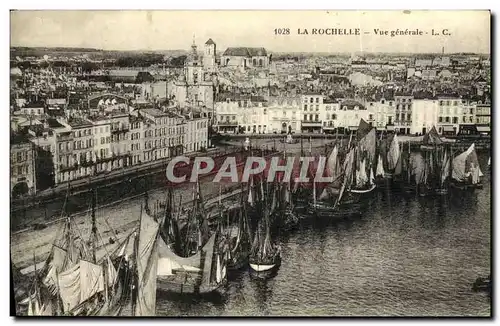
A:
[203,38,216,69]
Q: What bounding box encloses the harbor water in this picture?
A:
[155,153,491,317]
[11,152,491,316]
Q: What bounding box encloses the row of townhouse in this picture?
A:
[11,107,209,194]
[213,92,490,137]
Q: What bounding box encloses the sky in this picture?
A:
[10,10,491,54]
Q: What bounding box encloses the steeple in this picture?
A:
[191,34,198,55]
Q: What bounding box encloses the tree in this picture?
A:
[170,55,187,67]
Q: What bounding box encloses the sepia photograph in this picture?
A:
[9,10,491,317]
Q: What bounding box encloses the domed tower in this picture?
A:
[203,38,216,69]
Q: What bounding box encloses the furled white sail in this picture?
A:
[58,260,105,313]
[79,260,105,304]
[376,154,385,177]
[106,257,118,286]
[356,159,368,187]
[387,134,400,171]
[326,145,338,178]
[134,210,160,317]
[248,177,254,206]
[370,168,375,185]
[43,245,68,294]
[216,255,222,283]
[201,234,216,287]
[441,151,450,185]
[452,143,483,182]
[358,128,377,168]
[336,149,355,207]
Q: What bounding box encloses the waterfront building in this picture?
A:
[322,99,342,134]
[66,118,95,180]
[184,110,209,153]
[436,95,462,136]
[410,98,439,135]
[394,94,413,135]
[475,104,491,135]
[214,94,268,134]
[367,96,395,132]
[136,108,185,162]
[88,116,112,171]
[266,96,302,134]
[11,134,36,198]
[301,93,323,133]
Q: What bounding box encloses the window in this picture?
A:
[303,114,307,121]
[316,105,319,111]
[445,117,450,123]
[389,102,393,106]
[304,105,307,111]
[315,114,319,122]
[315,98,319,103]
[381,100,385,104]
[439,100,443,106]
[310,98,313,103]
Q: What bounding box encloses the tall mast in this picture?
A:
[91,189,97,263]
[408,141,411,183]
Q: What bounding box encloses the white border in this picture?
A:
[3,1,497,326]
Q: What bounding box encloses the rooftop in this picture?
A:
[222,47,268,57]
[68,118,93,128]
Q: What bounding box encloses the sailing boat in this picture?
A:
[350,121,377,194]
[451,143,484,190]
[155,183,228,295]
[400,141,417,193]
[156,229,227,295]
[39,190,134,316]
[176,181,210,257]
[421,126,443,151]
[309,146,358,218]
[416,150,433,197]
[249,183,281,274]
[227,187,253,270]
[385,133,401,179]
[18,254,53,316]
[374,153,386,185]
[435,145,452,195]
[132,205,160,317]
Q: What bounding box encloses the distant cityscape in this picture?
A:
[10,38,491,199]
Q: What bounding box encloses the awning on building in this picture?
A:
[348,126,359,131]
[443,126,455,132]
[376,127,386,131]
[477,126,490,133]
[386,125,395,131]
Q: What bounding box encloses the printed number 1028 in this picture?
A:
[274,28,290,35]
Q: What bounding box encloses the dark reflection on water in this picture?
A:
[156,153,491,316]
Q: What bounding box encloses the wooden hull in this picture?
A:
[434,188,449,195]
[249,263,276,272]
[450,182,481,191]
[228,249,250,271]
[157,275,225,295]
[350,184,376,194]
[249,254,281,274]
